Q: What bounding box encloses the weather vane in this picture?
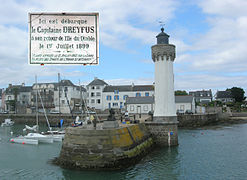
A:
[158,21,165,28]
[158,21,165,32]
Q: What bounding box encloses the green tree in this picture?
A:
[227,87,246,102]
[175,90,188,96]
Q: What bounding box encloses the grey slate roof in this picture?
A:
[60,80,75,87]
[175,95,194,103]
[126,96,154,104]
[126,95,194,104]
[103,85,154,92]
[88,78,108,86]
[189,90,212,98]
[19,86,32,92]
[216,91,233,98]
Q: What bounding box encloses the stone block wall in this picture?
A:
[55,124,154,170]
[178,113,218,127]
[145,122,178,146]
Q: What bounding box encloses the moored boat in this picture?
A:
[10,136,39,145]
[1,119,14,127]
[24,133,54,143]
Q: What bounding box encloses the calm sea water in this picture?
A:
[0,123,247,180]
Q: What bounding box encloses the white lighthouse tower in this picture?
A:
[148,27,178,146]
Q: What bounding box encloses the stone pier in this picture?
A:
[55,124,154,170]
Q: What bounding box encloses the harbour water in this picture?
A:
[1,123,247,180]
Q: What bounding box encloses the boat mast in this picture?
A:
[35,75,39,131]
[58,73,61,115]
[79,79,83,114]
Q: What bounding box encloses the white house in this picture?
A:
[126,95,195,114]
[126,96,154,114]
[54,80,86,114]
[102,84,154,110]
[175,95,195,113]
[86,77,108,110]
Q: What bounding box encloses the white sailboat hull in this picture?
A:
[10,137,38,145]
[24,133,54,143]
[45,135,63,142]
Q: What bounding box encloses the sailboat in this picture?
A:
[22,76,55,143]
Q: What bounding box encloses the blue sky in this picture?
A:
[0,0,247,94]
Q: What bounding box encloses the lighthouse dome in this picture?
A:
[156,27,169,44]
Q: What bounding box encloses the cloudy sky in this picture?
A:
[0,0,247,94]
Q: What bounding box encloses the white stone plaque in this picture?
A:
[29,13,99,65]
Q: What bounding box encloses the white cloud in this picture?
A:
[175,73,247,92]
[199,0,247,17]
[105,78,153,86]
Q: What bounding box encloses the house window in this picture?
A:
[136,93,141,97]
[143,105,148,111]
[130,105,134,111]
[113,103,118,107]
[96,92,101,96]
[92,86,95,90]
[62,100,65,104]
[145,92,149,97]
[91,99,95,103]
[123,95,128,100]
[97,99,101,104]
[91,92,95,97]
[114,95,119,100]
[106,95,112,100]
[96,86,100,89]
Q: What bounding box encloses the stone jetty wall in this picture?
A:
[55,124,154,170]
[178,113,219,128]
[145,122,178,146]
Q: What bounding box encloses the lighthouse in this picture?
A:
[147,27,178,146]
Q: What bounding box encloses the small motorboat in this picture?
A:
[1,119,14,127]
